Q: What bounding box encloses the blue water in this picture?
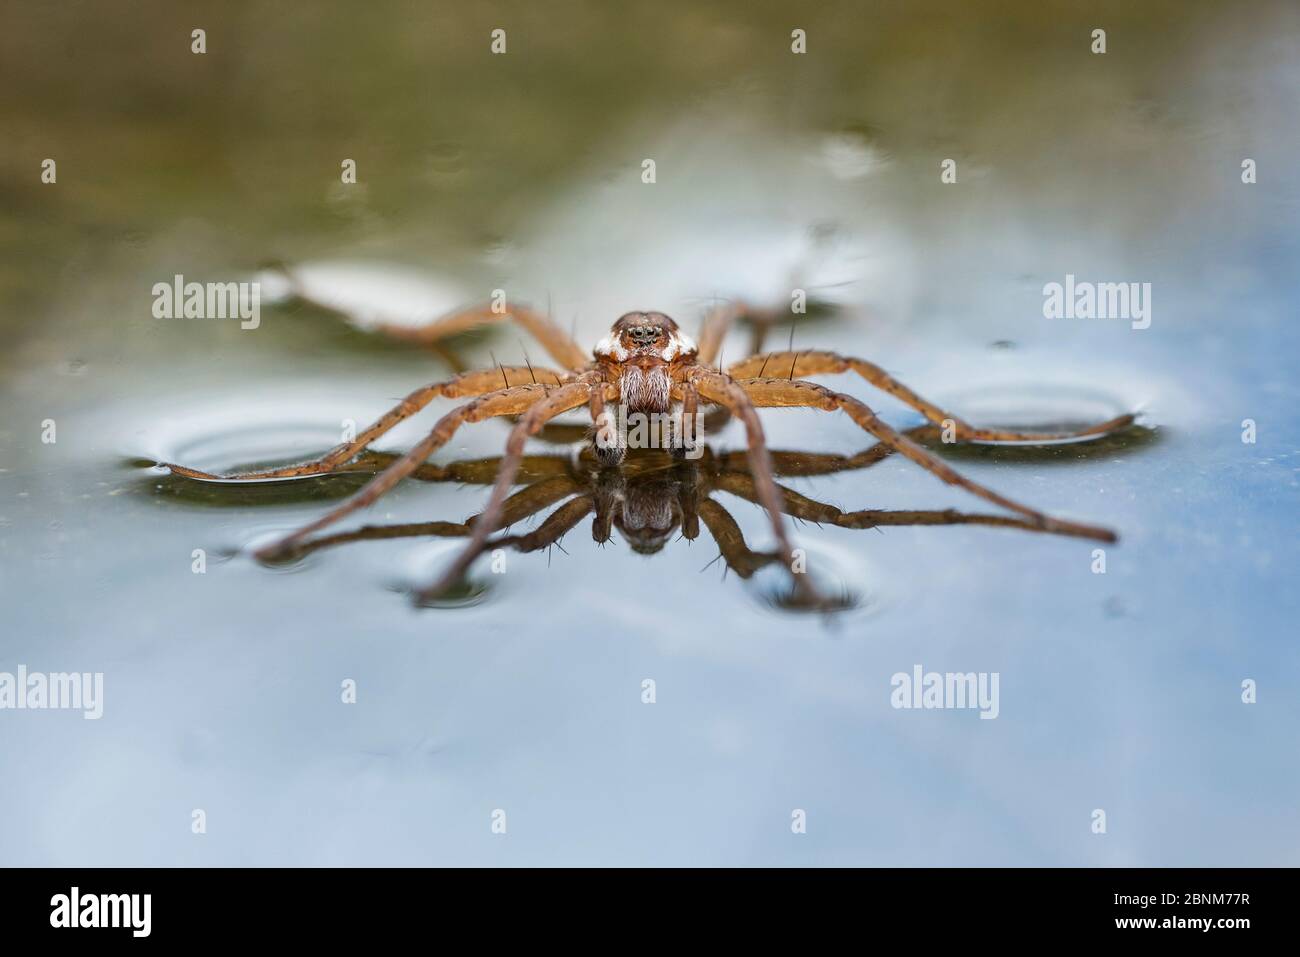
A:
[1,1,1297,866]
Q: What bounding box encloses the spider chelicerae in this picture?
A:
[163,298,1134,606]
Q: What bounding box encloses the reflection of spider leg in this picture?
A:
[696,498,783,579]
[728,377,1117,542]
[530,421,595,445]
[352,451,577,485]
[720,428,936,479]
[414,380,600,599]
[464,476,586,531]
[712,472,1104,540]
[254,383,567,559]
[280,478,587,559]
[677,466,703,541]
[163,366,567,481]
[488,496,595,553]
[690,371,823,601]
[728,351,1134,442]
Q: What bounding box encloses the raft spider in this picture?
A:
[163,299,1134,606]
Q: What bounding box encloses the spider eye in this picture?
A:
[627,326,659,344]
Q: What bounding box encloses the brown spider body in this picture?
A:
[163,290,1136,607]
[594,311,698,415]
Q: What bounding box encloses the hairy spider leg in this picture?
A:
[162,366,569,481]
[373,302,590,371]
[731,376,1118,542]
[693,300,791,367]
[413,379,600,600]
[253,383,565,559]
[727,351,1135,443]
[689,370,826,604]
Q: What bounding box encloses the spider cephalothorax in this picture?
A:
[163,287,1136,607]
[594,311,698,415]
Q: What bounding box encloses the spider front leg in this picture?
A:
[689,370,827,604]
[730,376,1118,542]
[253,383,565,560]
[413,378,602,601]
[268,263,591,371]
[694,300,791,367]
[162,366,569,481]
[727,351,1134,443]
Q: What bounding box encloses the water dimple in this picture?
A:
[942,382,1130,438]
[743,540,882,618]
[924,382,1158,462]
[164,422,342,475]
[238,527,332,575]
[132,415,378,505]
[396,541,500,610]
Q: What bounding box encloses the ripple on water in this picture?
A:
[395,541,499,610]
[743,539,883,619]
[132,410,381,505]
[159,421,347,478]
[942,382,1132,439]
[236,526,332,576]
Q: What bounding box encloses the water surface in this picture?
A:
[1,1,1297,865]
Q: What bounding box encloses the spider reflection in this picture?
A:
[266,427,1107,611]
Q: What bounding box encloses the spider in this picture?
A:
[163,299,1134,605]
[257,434,1126,609]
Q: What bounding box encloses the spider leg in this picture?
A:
[162,366,569,481]
[253,383,561,560]
[263,262,469,369]
[694,300,788,367]
[727,351,1134,442]
[731,377,1118,542]
[374,302,590,371]
[413,380,600,600]
[689,370,825,603]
